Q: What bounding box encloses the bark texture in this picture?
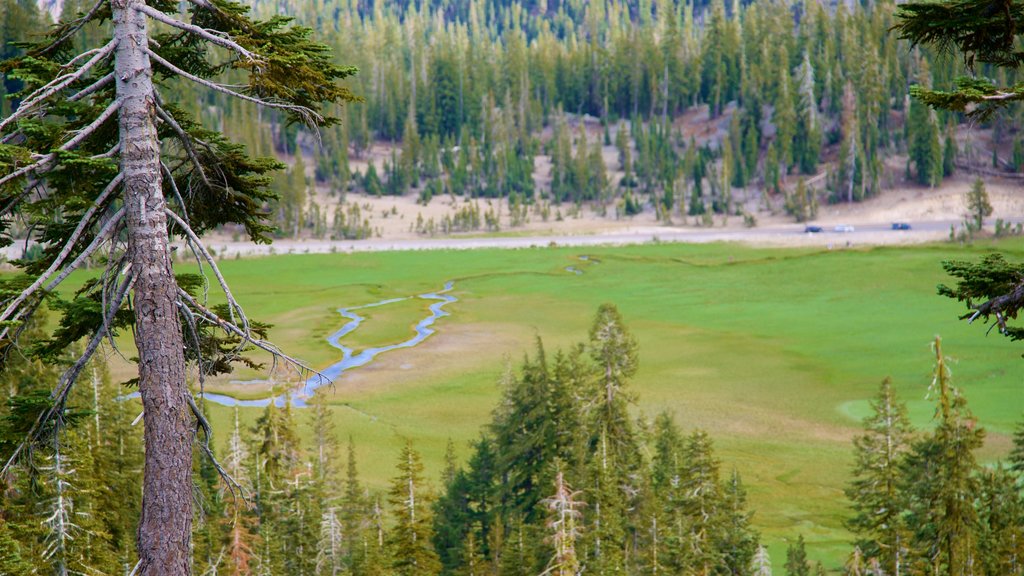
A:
[111,0,193,572]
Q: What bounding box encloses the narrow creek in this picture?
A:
[198,281,457,408]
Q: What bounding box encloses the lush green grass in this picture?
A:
[126,239,1024,570]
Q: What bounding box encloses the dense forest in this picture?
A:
[2,306,1023,574]
[4,0,1018,239]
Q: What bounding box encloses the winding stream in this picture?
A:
[199,282,458,408]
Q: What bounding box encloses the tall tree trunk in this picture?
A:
[111,0,193,572]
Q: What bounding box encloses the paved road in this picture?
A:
[194,218,964,257]
[0,218,970,261]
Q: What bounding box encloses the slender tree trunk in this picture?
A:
[112,0,193,572]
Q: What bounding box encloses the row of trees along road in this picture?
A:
[0,0,358,572]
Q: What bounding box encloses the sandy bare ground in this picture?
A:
[183,172,1021,258]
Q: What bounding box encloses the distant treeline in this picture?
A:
[1,307,1023,575]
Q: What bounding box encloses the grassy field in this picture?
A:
[116,238,1024,570]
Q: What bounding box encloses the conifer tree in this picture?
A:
[587,303,639,462]
[0,517,32,575]
[845,378,913,575]
[785,535,810,576]
[388,441,441,576]
[543,469,584,576]
[1011,417,1024,474]
[901,337,984,576]
[976,465,1024,576]
[719,469,758,576]
[965,177,993,231]
[793,53,821,175]
[752,544,773,576]
[681,430,726,576]
[583,430,628,576]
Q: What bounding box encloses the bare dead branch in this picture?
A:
[44,206,126,293]
[100,253,130,356]
[135,4,259,64]
[93,144,120,159]
[37,0,107,56]
[68,72,115,102]
[164,208,249,333]
[182,0,217,11]
[154,102,215,192]
[966,282,1024,329]
[62,98,122,151]
[161,161,191,223]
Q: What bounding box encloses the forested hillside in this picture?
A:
[174,0,1020,234]
[6,0,1016,239]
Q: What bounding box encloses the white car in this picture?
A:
[834,224,855,233]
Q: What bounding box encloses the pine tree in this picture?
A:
[906,59,943,187]
[785,535,810,576]
[752,545,773,576]
[794,52,821,175]
[584,430,628,576]
[901,337,984,576]
[543,469,584,576]
[341,437,367,571]
[388,441,441,576]
[976,465,1024,576]
[587,303,639,463]
[0,517,33,575]
[1011,417,1024,474]
[845,378,913,575]
[719,469,759,576]
[965,177,993,231]
[681,430,725,576]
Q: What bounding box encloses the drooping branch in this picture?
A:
[0,178,122,332]
[154,103,215,192]
[0,39,118,131]
[164,209,249,334]
[176,287,324,386]
[63,98,122,151]
[0,99,122,189]
[174,297,248,500]
[43,206,126,293]
[161,161,190,223]
[135,4,259,63]
[145,47,323,126]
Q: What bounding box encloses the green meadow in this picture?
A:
[162,239,1024,567]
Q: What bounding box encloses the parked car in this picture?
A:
[891,222,911,230]
[804,225,823,233]
[834,224,855,233]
